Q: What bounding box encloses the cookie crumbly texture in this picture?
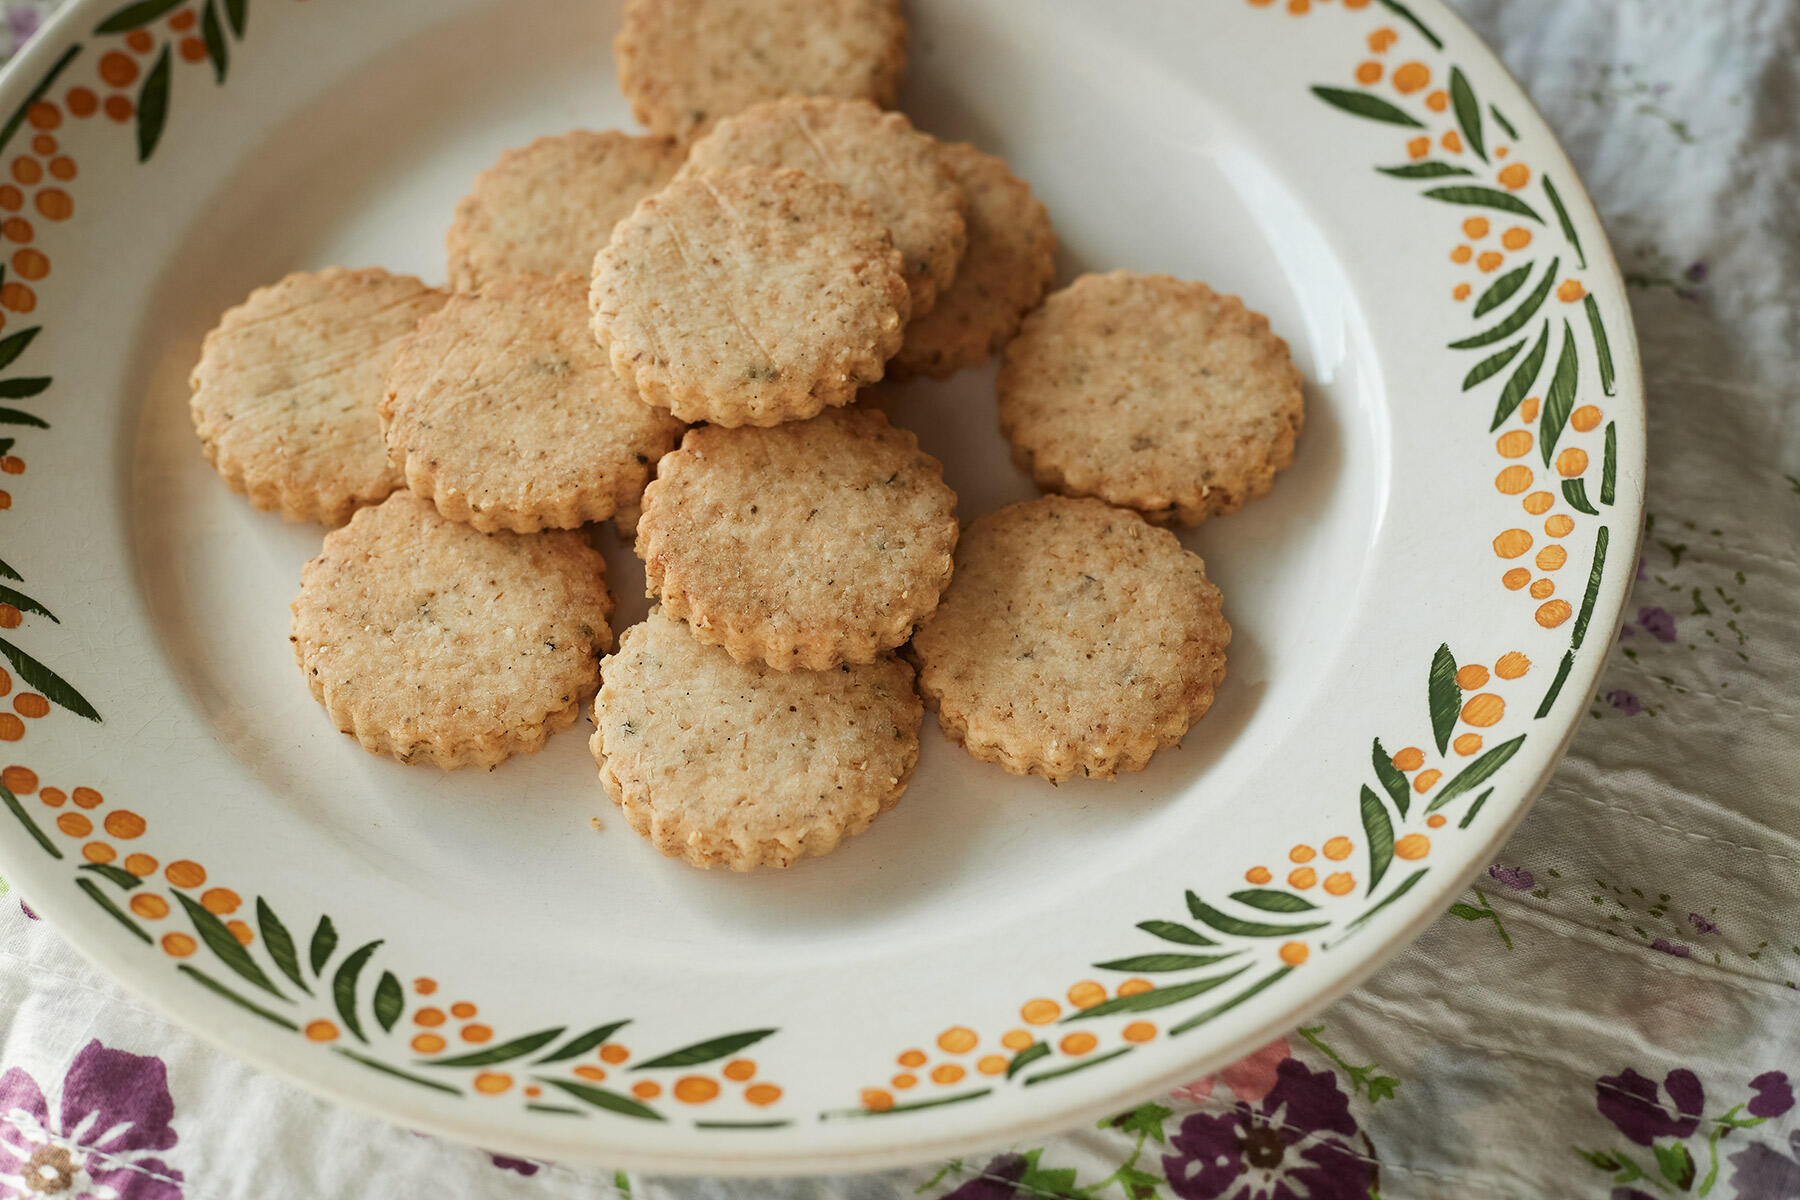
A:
[997,271,1304,526]
[591,608,921,869]
[590,166,910,427]
[682,97,965,317]
[445,131,687,292]
[638,406,957,669]
[615,0,906,142]
[292,492,614,769]
[189,268,446,525]
[383,273,683,533]
[892,142,1058,378]
[910,495,1229,781]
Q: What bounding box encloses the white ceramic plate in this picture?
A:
[0,0,1643,1174]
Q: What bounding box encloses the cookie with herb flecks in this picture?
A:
[614,0,907,142]
[637,406,958,669]
[292,492,614,770]
[680,97,965,317]
[189,267,446,525]
[590,166,910,426]
[891,142,1057,378]
[383,273,683,533]
[446,131,687,292]
[910,495,1229,781]
[997,271,1304,525]
[591,608,921,869]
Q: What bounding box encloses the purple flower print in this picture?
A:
[1688,912,1719,935]
[5,9,40,50]
[1636,607,1676,643]
[1650,938,1691,958]
[1747,1072,1795,1120]
[0,1041,183,1199]
[488,1154,539,1176]
[1608,690,1644,715]
[1161,1059,1376,1200]
[1728,1131,1800,1200]
[17,899,35,921]
[1596,1067,1704,1146]
[1684,261,1709,284]
[1487,865,1535,891]
[943,1153,1028,1199]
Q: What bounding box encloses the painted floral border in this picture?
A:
[0,0,1631,1141]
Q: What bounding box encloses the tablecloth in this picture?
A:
[2,0,1796,1196]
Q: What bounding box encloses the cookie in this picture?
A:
[997,272,1304,525]
[614,0,906,142]
[591,608,921,869]
[189,268,446,525]
[909,495,1229,781]
[681,97,964,317]
[383,273,683,533]
[637,406,957,669]
[891,143,1057,378]
[292,492,614,769]
[446,131,687,292]
[590,166,910,426]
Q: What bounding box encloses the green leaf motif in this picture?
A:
[1452,257,1558,350]
[135,46,171,162]
[0,376,50,399]
[1370,738,1410,818]
[1338,868,1429,938]
[1474,263,1533,318]
[1449,67,1485,161]
[1536,651,1575,718]
[1135,919,1216,947]
[1310,86,1424,127]
[1601,422,1617,506]
[78,862,141,890]
[0,554,20,581]
[1360,786,1395,894]
[1543,175,1587,268]
[0,637,99,721]
[1462,338,1525,391]
[0,585,55,622]
[1064,969,1250,1021]
[373,970,403,1033]
[1006,1042,1051,1079]
[257,898,309,995]
[1376,161,1473,179]
[1426,736,1526,813]
[1374,0,1442,48]
[308,914,337,975]
[1092,952,1239,972]
[1491,322,1551,430]
[1023,1047,1133,1087]
[1576,1148,1622,1172]
[1655,1141,1697,1190]
[1227,889,1318,913]
[632,1029,774,1071]
[0,328,38,373]
[1539,320,1580,466]
[94,0,184,32]
[0,409,48,429]
[1573,526,1610,650]
[425,1027,566,1069]
[1458,788,1493,830]
[331,939,383,1043]
[1107,1101,1174,1145]
[1562,478,1599,516]
[1448,903,1487,920]
[334,1048,458,1095]
[535,1020,631,1065]
[538,1077,663,1121]
[201,0,228,83]
[223,0,246,37]
[1,780,59,858]
[181,964,297,1030]
[1489,104,1519,140]
[1185,892,1329,938]
[1421,185,1544,223]
[1169,967,1294,1036]
[1428,643,1460,754]
[76,877,148,942]
[1583,294,1615,396]
[174,890,286,999]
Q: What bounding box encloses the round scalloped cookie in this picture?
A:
[681,97,965,317]
[382,273,683,533]
[445,130,687,292]
[997,271,1304,526]
[637,406,958,669]
[891,142,1057,378]
[590,166,909,427]
[909,495,1229,781]
[614,0,906,142]
[292,493,614,770]
[591,607,921,870]
[189,267,446,525]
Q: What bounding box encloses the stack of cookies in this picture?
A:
[186,0,1303,871]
